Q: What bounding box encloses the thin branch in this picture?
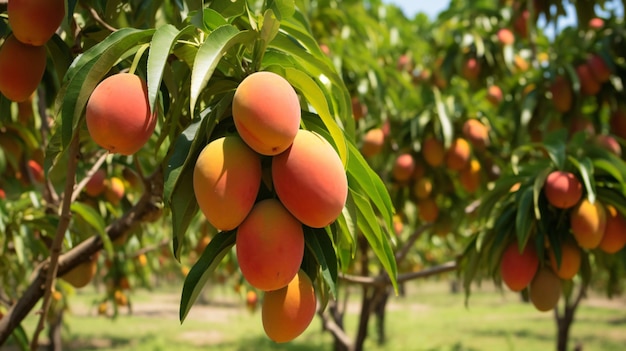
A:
[396,261,458,284]
[130,238,169,259]
[395,224,430,263]
[319,306,354,351]
[37,88,59,206]
[339,261,458,287]
[0,168,164,345]
[30,135,80,351]
[87,6,118,32]
[570,280,587,311]
[71,151,109,203]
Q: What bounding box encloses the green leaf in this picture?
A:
[302,111,394,234]
[166,120,202,260]
[70,202,106,236]
[433,88,454,148]
[491,203,517,250]
[279,67,348,166]
[9,323,29,351]
[345,137,394,230]
[533,167,552,220]
[45,34,73,83]
[350,188,398,292]
[179,230,236,323]
[518,92,537,143]
[541,128,568,168]
[587,145,626,183]
[335,192,358,264]
[260,9,280,49]
[209,0,246,19]
[477,175,525,219]
[13,230,24,264]
[593,159,624,183]
[569,156,596,203]
[65,0,79,25]
[190,9,228,31]
[280,15,324,56]
[147,25,194,114]
[166,94,232,259]
[304,226,338,298]
[70,201,113,255]
[265,33,353,135]
[268,0,295,20]
[189,25,256,113]
[597,187,626,215]
[515,186,535,249]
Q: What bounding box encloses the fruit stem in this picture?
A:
[129,43,150,76]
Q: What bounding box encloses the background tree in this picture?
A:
[1,0,626,351]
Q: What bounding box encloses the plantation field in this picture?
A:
[7,278,626,351]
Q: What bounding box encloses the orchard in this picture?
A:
[0,0,625,351]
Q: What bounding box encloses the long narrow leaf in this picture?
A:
[179,230,236,322]
[351,188,398,292]
[147,25,194,113]
[189,25,256,112]
[281,67,348,166]
[304,227,338,298]
[515,186,534,248]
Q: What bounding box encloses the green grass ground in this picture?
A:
[9,278,626,351]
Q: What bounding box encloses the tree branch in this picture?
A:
[319,303,354,351]
[130,238,169,259]
[70,151,109,203]
[395,224,430,263]
[0,168,164,345]
[570,280,587,312]
[30,135,80,351]
[339,261,458,287]
[86,6,118,32]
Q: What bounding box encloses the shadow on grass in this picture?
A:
[575,315,626,326]
[471,328,554,342]
[607,317,626,325]
[233,335,332,351]
[423,342,481,351]
[67,334,135,350]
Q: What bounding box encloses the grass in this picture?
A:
[8,278,626,351]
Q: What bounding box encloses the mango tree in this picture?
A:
[0,0,398,349]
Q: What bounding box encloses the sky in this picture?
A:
[383,0,624,23]
[382,0,450,19]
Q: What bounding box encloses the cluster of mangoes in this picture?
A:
[193,71,348,342]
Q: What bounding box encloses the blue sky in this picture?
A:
[382,0,450,18]
[383,0,624,22]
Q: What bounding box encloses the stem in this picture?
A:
[30,134,80,351]
[87,6,117,32]
[129,44,150,76]
[37,88,60,207]
[71,151,109,203]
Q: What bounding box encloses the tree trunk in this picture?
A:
[555,282,586,351]
[354,236,371,351]
[48,309,64,351]
[374,288,390,345]
[328,300,349,351]
[555,308,573,351]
